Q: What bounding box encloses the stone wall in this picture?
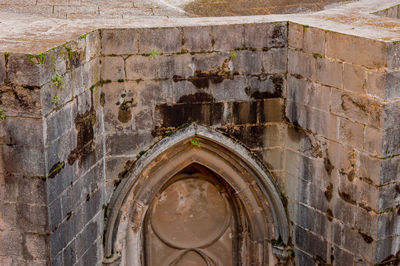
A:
[0,13,399,266]
[286,22,400,264]
[374,5,400,19]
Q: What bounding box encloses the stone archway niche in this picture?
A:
[103,125,289,265]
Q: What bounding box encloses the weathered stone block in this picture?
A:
[385,70,400,99]
[25,233,49,259]
[63,241,76,266]
[101,56,125,81]
[49,197,62,232]
[139,27,182,54]
[382,126,400,157]
[381,156,400,184]
[343,63,365,94]
[303,26,325,55]
[376,235,400,263]
[183,26,213,52]
[295,226,327,261]
[288,49,316,79]
[3,117,43,147]
[138,80,173,105]
[46,163,74,204]
[288,22,303,50]
[126,55,157,80]
[0,230,22,256]
[262,148,285,170]
[246,74,284,99]
[0,84,42,117]
[3,145,45,176]
[212,76,249,102]
[0,53,5,84]
[316,57,342,88]
[46,102,73,143]
[262,48,287,74]
[158,54,193,79]
[342,225,377,261]
[355,207,378,239]
[326,32,386,68]
[296,203,328,238]
[101,29,138,55]
[331,89,382,128]
[383,98,400,130]
[333,246,354,266]
[379,183,400,211]
[332,197,356,227]
[363,126,383,156]
[84,57,100,90]
[387,41,400,69]
[17,204,48,233]
[7,54,51,86]
[85,30,100,62]
[212,24,245,51]
[378,210,400,239]
[232,50,263,75]
[338,118,364,149]
[191,52,229,72]
[40,72,73,116]
[106,132,154,156]
[294,248,314,266]
[244,22,287,49]
[366,70,385,99]
[358,153,381,185]
[75,220,99,260]
[259,98,284,123]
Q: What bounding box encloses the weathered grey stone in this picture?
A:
[232,50,263,75]
[294,248,314,266]
[358,152,382,185]
[212,76,248,102]
[106,132,154,156]
[182,26,213,52]
[288,49,316,79]
[139,27,182,54]
[16,204,48,233]
[295,226,327,261]
[0,230,22,256]
[303,26,325,55]
[75,219,100,260]
[355,207,378,239]
[45,102,73,143]
[25,233,49,259]
[46,163,74,204]
[331,89,382,128]
[191,52,229,72]
[366,70,386,99]
[383,126,400,157]
[364,126,383,156]
[7,53,51,86]
[262,48,287,74]
[63,241,76,266]
[4,117,43,147]
[343,63,365,94]
[338,117,364,149]
[387,41,400,69]
[296,203,328,238]
[288,22,303,50]
[212,24,245,51]
[262,147,285,170]
[379,183,400,211]
[125,55,158,80]
[385,70,400,99]
[0,53,5,84]
[244,22,287,49]
[49,197,62,232]
[333,246,354,266]
[101,56,125,81]
[0,84,42,117]
[40,72,73,116]
[101,29,139,55]
[342,225,377,262]
[260,98,284,123]
[75,238,100,266]
[381,156,400,184]
[85,30,100,62]
[3,145,45,176]
[332,197,356,227]
[378,210,400,240]
[76,89,92,115]
[326,32,386,68]
[316,57,342,88]
[376,236,400,263]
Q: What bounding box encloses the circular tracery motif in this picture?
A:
[150,178,231,249]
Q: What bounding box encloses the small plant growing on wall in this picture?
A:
[0,108,6,120]
[52,95,60,105]
[190,138,201,148]
[51,74,65,89]
[150,48,159,59]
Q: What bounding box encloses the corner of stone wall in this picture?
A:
[285,21,400,265]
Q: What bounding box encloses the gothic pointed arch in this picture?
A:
[103,125,289,265]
